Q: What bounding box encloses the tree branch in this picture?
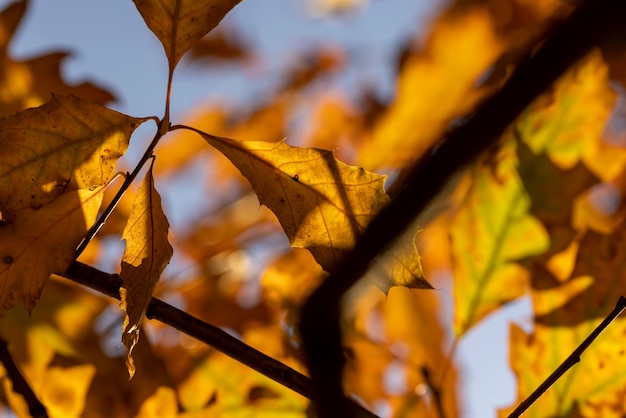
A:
[508,296,626,417]
[61,261,378,418]
[298,0,626,416]
[0,337,48,418]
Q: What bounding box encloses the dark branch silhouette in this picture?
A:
[61,261,378,418]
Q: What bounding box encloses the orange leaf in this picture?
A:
[132,0,242,70]
[195,130,430,290]
[0,94,146,222]
[119,161,173,379]
[0,2,114,116]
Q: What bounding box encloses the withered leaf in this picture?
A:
[119,161,173,378]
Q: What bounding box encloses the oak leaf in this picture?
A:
[132,0,242,70]
[193,129,430,290]
[0,94,146,222]
[451,139,549,335]
[516,50,616,171]
[119,161,173,379]
[0,186,105,316]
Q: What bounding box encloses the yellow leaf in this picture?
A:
[195,131,430,289]
[502,226,626,416]
[358,9,503,169]
[517,50,616,170]
[132,0,242,70]
[40,364,96,418]
[0,3,114,116]
[0,94,146,222]
[452,139,549,335]
[120,161,173,379]
[0,186,104,315]
[136,386,178,418]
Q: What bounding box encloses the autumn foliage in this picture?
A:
[1,0,626,417]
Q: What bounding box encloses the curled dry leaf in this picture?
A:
[132,0,242,70]
[193,129,431,290]
[119,162,173,378]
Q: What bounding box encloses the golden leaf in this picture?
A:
[516,50,616,171]
[40,364,96,418]
[132,0,242,70]
[0,186,104,315]
[119,161,173,379]
[452,139,549,335]
[357,9,503,169]
[0,94,146,222]
[195,130,430,289]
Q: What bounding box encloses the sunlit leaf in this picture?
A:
[0,186,104,315]
[0,94,146,222]
[195,130,430,289]
[132,0,242,70]
[136,386,178,418]
[451,139,549,335]
[358,9,503,169]
[40,364,96,418]
[516,50,616,170]
[119,161,173,379]
[0,2,114,117]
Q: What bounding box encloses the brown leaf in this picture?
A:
[132,0,242,70]
[0,94,147,222]
[119,162,173,378]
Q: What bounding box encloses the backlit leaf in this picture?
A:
[0,186,104,315]
[451,139,549,335]
[516,50,616,170]
[0,94,146,222]
[40,364,96,418]
[357,9,503,169]
[119,161,173,379]
[132,0,242,70]
[195,130,430,289]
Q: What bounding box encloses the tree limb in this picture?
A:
[298,0,626,416]
[61,261,378,418]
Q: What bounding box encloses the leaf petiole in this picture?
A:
[73,117,164,260]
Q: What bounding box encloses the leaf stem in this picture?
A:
[73,116,163,260]
[508,296,626,417]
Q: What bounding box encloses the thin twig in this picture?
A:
[73,116,164,260]
[61,261,378,418]
[297,0,626,416]
[508,296,626,417]
[0,338,48,418]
